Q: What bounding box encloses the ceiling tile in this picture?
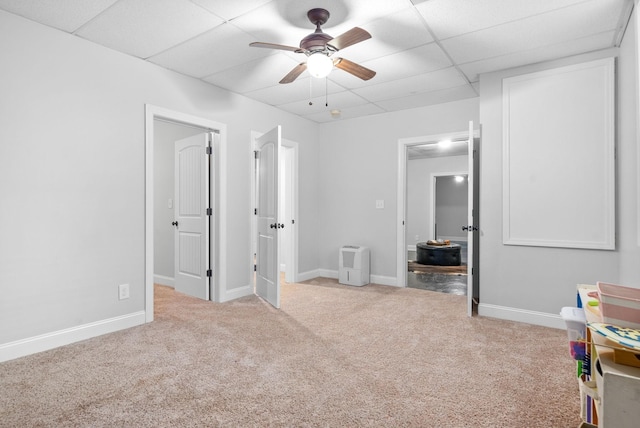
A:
[375,85,477,111]
[203,53,301,93]
[76,0,224,58]
[416,0,587,40]
[458,31,616,83]
[149,22,272,77]
[353,67,468,102]
[277,90,368,115]
[0,0,118,32]
[339,7,434,64]
[190,0,273,21]
[245,77,346,106]
[440,0,626,64]
[304,102,386,123]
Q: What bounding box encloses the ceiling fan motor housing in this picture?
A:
[300,8,333,53]
[300,31,333,52]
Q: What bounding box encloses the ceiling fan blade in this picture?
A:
[250,42,305,53]
[327,27,371,51]
[280,63,307,84]
[333,58,376,81]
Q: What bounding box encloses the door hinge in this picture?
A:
[254,208,257,215]
[206,269,212,277]
[206,146,212,155]
[206,208,212,216]
[254,150,258,159]
[292,219,295,225]
[253,264,257,272]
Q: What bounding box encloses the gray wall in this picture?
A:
[478,36,639,318]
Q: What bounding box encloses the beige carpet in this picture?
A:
[0,278,580,427]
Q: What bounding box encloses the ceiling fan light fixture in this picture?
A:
[307,52,333,78]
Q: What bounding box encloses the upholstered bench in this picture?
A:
[416,242,461,266]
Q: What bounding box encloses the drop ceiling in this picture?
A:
[0,0,632,123]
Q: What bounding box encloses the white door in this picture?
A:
[255,126,281,308]
[174,133,211,300]
[466,121,476,316]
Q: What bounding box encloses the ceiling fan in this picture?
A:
[249,8,376,84]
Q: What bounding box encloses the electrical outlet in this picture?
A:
[415,235,420,241]
[375,199,384,209]
[118,283,130,300]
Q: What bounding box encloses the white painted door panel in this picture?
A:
[255,126,281,308]
[174,133,210,300]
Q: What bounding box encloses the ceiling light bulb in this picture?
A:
[307,53,333,78]
[438,139,452,148]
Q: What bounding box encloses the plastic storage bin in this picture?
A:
[561,306,587,360]
[597,281,640,329]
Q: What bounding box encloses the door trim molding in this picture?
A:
[145,104,227,322]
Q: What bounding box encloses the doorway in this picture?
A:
[144,105,227,322]
[397,123,480,316]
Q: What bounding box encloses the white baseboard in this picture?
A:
[154,274,174,287]
[297,269,321,282]
[371,274,397,286]
[477,303,564,329]
[219,284,253,303]
[307,269,397,287]
[0,311,146,363]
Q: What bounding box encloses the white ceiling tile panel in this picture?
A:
[458,31,616,83]
[75,0,224,58]
[0,0,118,32]
[203,53,301,93]
[149,23,271,77]
[304,103,386,123]
[190,0,273,21]
[440,0,626,64]
[245,77,346,106]
[340,7,434,64]
[277,89,369,115]
[353,67,468,102]
[375,85,477,111]
[416,0,588,40]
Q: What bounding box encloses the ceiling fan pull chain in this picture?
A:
[325,77,328,107]
[309,77,313,105]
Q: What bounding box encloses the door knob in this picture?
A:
[172,221,178,227]
[270,223,277,229]
[462,225,478,231]
[278,223,285,229]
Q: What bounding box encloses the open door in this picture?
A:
[173,133,211,300]
[255,126,281,308]
[465,121,478,316]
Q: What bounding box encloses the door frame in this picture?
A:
[397,129,478,309]
[145,104,227,322]
[250,131,299,284]
[430,172,468,241]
